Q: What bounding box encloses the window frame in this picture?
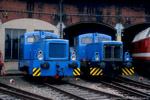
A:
[81,37,93,44]
[27,35,39,43]
[5,28,26,60]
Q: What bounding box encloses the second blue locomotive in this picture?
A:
[74,33,134,76]
[19,31,80,78]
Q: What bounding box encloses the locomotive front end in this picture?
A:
[33,39,80,78]
[19,31,80,78]
[100,41,133,76]
[99,41,123,76]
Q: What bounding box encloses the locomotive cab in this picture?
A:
[19,31,80,78]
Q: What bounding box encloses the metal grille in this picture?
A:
[114,46,121,58]
[103,44,122,61]
[105,46,111,58]
[49,43,66,58]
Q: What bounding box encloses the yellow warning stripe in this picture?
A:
[92,68,100,76]
[125,68,132,75]
[33,68,41,76]
[90,68,96,74]
[122,67,134,75]
[122,69,128,75]
[73,68,80,76]
[73,72,77,76]
[130,69,134,74]
[77,68,80,72]
[74,69,80,75]
[37,72,41,76]
[90,68,103,76]
[33,68,37,72]
[97,69,102,76]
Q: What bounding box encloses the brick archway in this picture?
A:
[63,22,116,46]
[122,22,150,53]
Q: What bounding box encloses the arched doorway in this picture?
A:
[122,22,150,53]
[63,22,116,46]
[0,18,58,60]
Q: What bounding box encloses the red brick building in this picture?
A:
[0,0,150,62]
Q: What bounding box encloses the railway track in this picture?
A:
[0,82,52,100]
[44,81,126,100]
[100,76,150,99]
[117,76,150,89]
[0,92,18,100]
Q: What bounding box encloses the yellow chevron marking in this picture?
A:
[125,68,132,75]
[33,68,37,72]
[100,73,103,76]
[97,69,102,76]
[132,67,134,70]
[90,68,92,70]
[77,68,80,72]
[33,68,40,76]
[74,69,80,75]
[37,72,41,76]
[122,73,125,75]
[122,69,128,75]
[92,68,100,76]
[90,68,96,74]
[73,72,77,76]
[130,69,134,74]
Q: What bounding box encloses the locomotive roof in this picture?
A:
[132,27,150,43]
[21,31,60,39]
[77,33,111,37]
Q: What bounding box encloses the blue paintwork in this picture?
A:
[19,60,80,76]
[19,31,80,76]
[124,52,132,62]
[74,32,131,62]
[74,32,132,76]
[20,31,59,60]
[86,43,101,62]
[74,33,112,60]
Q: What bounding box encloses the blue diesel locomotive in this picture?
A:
[19,31,80,78]
[74,33,134,76]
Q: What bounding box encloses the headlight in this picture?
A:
[126,57,129,60]
[95,56,99,61]
[71,56,76,61]
[38,54,43,60]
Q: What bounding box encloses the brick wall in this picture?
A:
[0,0,149,28]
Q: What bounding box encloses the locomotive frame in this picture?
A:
[74,33,134,77]
[19,31,80,78]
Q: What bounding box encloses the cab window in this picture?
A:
[81,37,93,44]
[99,37,110,42]
[27,36,39,43]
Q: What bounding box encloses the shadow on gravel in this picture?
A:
[21,75,67,85]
